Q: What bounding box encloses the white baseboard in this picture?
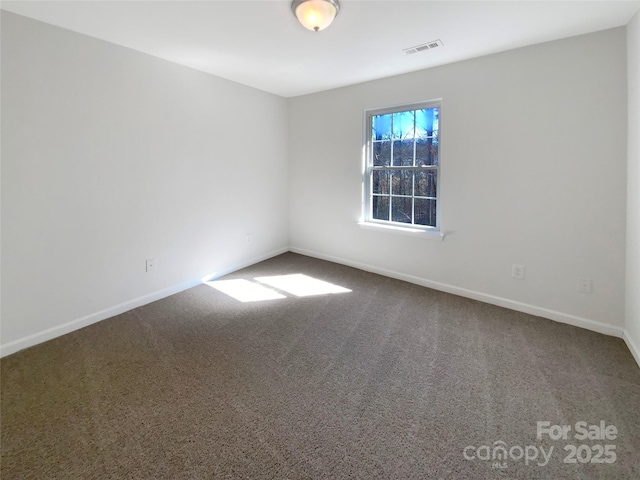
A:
[289,246,626,340]
[0,247,288,358]
[623,330,640,369]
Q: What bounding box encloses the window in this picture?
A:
[363,100,440,231]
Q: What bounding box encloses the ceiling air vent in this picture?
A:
[403,39,443,55]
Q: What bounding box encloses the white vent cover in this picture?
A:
[403,39,443,55]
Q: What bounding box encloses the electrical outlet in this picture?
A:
[578,277,592,294]
[512,264,525,280]
[146,258,156,273]
[246,234,252,244]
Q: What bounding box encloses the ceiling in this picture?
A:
[2,0,639,97]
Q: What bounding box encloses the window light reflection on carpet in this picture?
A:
[206,279,286,303]
[254,274,351,297]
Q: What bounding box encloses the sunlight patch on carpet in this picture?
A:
[255,274,351,297]
[206,279,286,302]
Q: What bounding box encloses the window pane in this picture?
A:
[391,197,412,223]
[372,114,391,141]
[415,198,437,226]
[415,170,437,197]
[373,140,391,166]
[416,107,438,137]
[415,137,438,166]
[372,170,389,195]
[391,170,413,196]
[393,139,414,166]
[372,195,389,221]
[392,110,415,139]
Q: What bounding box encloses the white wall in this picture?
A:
[289,28,628,335]
[0,12,289,355]
[626,10,640,365]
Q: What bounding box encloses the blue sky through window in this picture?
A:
[372,107,438,141]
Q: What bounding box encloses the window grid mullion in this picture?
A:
[388,169,392,220]
[412,171,416,225]
[412,110,417,224]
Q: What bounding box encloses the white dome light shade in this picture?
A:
[292,0,340,32]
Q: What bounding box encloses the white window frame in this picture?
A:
[362,100,442,234]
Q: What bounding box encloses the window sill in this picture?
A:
[358,222,445,240]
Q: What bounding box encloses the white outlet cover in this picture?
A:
[512,264,525,280]
[146,258,156,272]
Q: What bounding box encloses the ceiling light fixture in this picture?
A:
[291,0,340,32]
